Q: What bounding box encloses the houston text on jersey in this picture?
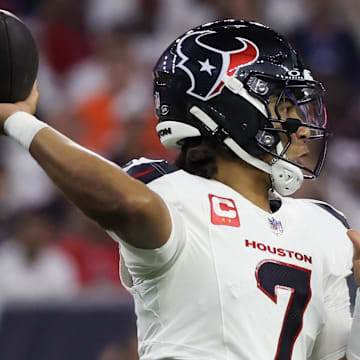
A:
[245,239,312,264]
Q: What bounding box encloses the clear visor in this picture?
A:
[268,84,329,178]
[297,138,327,178]
[275,85,327,138]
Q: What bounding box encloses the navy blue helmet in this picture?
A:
[153,20,329,195]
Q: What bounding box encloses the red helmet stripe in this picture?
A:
[227,40,258,76]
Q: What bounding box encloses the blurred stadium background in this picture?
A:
[0,0,359,359]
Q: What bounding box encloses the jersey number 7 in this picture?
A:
[256,260,312,360]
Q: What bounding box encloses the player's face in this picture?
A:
[268,97,311,165]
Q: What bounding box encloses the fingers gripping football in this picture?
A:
[348,229,360,287]
[19,82,39,115]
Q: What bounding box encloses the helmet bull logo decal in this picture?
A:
[176,31,259,101]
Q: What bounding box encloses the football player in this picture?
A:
[0,20,359,360]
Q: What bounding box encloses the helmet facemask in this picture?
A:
[241,72,330,179]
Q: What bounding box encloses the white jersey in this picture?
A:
[109,158,353,360]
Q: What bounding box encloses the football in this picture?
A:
[0,9,38,102]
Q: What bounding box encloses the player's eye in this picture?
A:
[278,100,294,112]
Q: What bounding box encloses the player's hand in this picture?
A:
[0,81,39,135]
[347,229,360,287]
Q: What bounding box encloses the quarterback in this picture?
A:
[0,20,359,360]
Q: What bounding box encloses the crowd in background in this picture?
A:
[0,0,359,357]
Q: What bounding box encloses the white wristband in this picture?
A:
[4,111,49,149]
[347,289,360,360]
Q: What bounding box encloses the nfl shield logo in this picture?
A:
[268,217,284,236]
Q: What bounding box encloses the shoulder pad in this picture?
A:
[123,158,178,184]
[308,200,350,229]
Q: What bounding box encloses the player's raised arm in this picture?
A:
[0,84,171,250]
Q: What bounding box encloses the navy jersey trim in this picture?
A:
[314,203,350,229]
[347,272,357,311]
[125,161,178,184]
